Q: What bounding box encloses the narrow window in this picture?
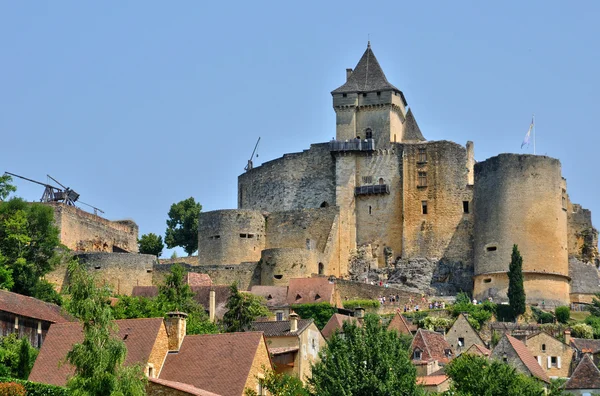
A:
[306,239,311,250]
[318,262,324,275]
[542,344,546,352]
[37,333,42,348]
[376,91,381,96]
[486,246,497,252]
[394,134,397,142]
[276,312,283,321]
[418,172,427,187]
[365,128,373,139]
[458,337,465,347]
[342,93,347,97]
[369,205,372,215]
[418,148,427,163]
[414,350,422,360]
[274,274,283,280]
[148,366,154,378]
[240,233,247,238]
[484,278,492,283]
[463,201,469,213]
[362,93,367,97]
[379,178,384,185]
[320,201,329,208]
[551,356,557,367]
[422,201,428,215]
[247,234,254,238]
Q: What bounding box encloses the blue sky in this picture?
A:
[1,1,598,257]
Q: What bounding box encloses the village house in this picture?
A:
[563,354,600,395]
[321,312,360,339]
[570,337,600,366]
[463,343,491,357]
[446,313,486,354]
[0,289,73,348]
[387,312,416,336]
[250,313,325,383]
[411,329,453,376]
[250,285,290,321]
[525,330,574,378]
[417,375,451,394]
[29,313,272,396]
[491,334,550,384]
[286,278,342,307]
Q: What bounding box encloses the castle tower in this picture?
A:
[472,154,570,306]
[331,42,424,149]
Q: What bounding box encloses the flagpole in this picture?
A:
[533,114,536,155]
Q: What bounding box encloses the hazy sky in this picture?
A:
[1,1,598,257]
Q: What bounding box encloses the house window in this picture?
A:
[458,337,465,347]
[276,312,284,321]
[418,148,427,163]
[342,93,347,98]
[148,366,154,378]
[541,344,546,352]
[318,262,324,275]
[362,176,373,184]
[463,201,469,213]
[312,338,316,351]
[362,93,367,97]
[551,356,557,367]
[414,349,422,360]
[421,201,428,215]
[418,172,427,187]
[365,128,373,139]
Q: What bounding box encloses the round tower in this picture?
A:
[197,210,265,265]
[473,154,569,306]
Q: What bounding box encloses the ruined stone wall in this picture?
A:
[569,257,600,300]
[567,201,599,264]
[197,210,265,266]
[401,141,474,264]
[153,262,260,291]
[158,256,198,266]
[238,143,336,212]
[49,203,138,253]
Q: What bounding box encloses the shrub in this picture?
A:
[342,299,379,310]
[0,378,68,396]
[291,302,336,330]
[532,307,555,324]
[0,383,26,396]
[585,315,600,339]
[423,316,451,331]
[555,306,570,324]
[571,323,594,339]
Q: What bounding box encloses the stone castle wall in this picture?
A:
[567,201,599,264]
[49,203,138,253]
[260,248,318,286]
[153,262,260,291]
[238,143,336,212]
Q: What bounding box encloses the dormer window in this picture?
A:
[414,349,422,360]
[445,349,453,358]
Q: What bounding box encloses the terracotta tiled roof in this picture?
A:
[269,346,299,355]
[564,354,600,390]
[250,319,313,337]
[287,278,339,306]
[505,334,550,383]
[416,375,449,386]
[149,378,222,396]
[29,318,164,386]
[186,273,212,287]
[321,313,359,339]
[411,329,453,365]
[159,332,268,396]
[249,286,288,308]
[387,313,415,335]
[570,338,600,354]
[0,290,73,323]
[465,344,491,357]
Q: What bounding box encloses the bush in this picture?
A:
[423,316,451,331]
[0,383,26,396]
[555,306,570,324]
[291,302,337,330]
[585,315,600,339]
[0,378,68,396]
[571,323,594,339]
[342,299,380,310]
[532,307,555,324]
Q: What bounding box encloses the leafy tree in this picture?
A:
[508,244,526,319]
[308,314,423,396]
[587,293,600,317]
[450,299,495,330]
[137,233,164,257]
[0,174,17,202]
[0,334,38,379]
[65,260,147,395]
[290,302,337,330]
[571,323,593,339]
[165,197,201,256]
[223,283,270,333]
[445,354,545,396]
[554,306,570,324]
[584,315,600,339]
[245,368,309,396]
[0,198,62,303]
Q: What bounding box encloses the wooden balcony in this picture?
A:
[354,184,390,196]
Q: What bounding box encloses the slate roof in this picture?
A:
[387,312,416,335]
[29,317,165,386]
[159,332,268,396]
[149,378,222,396]
[249,286,288,308]
[250,319,313,337]
[321,313,359,339]
[570,337,600,354]
[403,109,425,142]
[564,354,600,390]
[411,329,453,364]
[0,289,73,323]
[287,278,340,306]
[505,334,550,383]
[332,43,404,99]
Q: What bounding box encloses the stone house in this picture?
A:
[250,285,290,321]
[491,334,550,384]
[387,312,416,335]
[0,290,73,348]
[525,331,574,378]
[29,313,273,396]
[416,375,450,394]
[446,313,486,354]
[321,313,360,339]
[464,343,491,357]
[410,329,453,376]
[570,337,600,366]
[251,313,325,383]
[563,354,600,395]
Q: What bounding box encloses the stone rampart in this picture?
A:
[158,256,198,266]
[153,262,260,291]
[48,202,138,253]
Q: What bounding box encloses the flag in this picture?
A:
[521,117,534,149]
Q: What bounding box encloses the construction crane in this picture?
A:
[3,172,104,215]
[244,137,261,171]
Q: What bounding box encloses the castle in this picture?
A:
[196,43,598,307]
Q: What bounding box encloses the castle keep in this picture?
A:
[198,44,599,306]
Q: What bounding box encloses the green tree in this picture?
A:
[165,197,201,256]
[0,198,62,303]
[587,293,600,317]
[0,334,38,379]
[222,283,270,333]
[571,323,593,339]
[554,306,570,324]
[137,233,164,257]
[308,314,423,396]
[65,260,146,395]
[445,354,545,396]
[290,302,337,330]
[0,174,17,202]
[508,244,526,319]
[245,368,309,396]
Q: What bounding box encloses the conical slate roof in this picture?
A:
[403,108,425,142]
[332,43,400,94]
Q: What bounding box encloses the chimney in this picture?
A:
[564,330,571,346]
[346,68,353,81]
[164,311,187,352]
[355,307,365,323]
[209,289,216,323]
[289,312,299,333]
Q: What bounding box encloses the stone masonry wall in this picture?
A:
[49,202,138,253]
[153,262,261,291]
[567,201,599,264]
